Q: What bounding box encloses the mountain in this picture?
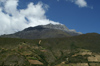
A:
[38,23,82,36]
[0,23,82,39]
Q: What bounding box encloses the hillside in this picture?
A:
[0,33,100,66]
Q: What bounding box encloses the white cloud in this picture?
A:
[75,0,87,7]
[0,0,59,35]
[66,0,92,8]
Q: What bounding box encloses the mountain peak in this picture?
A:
[40,23,69,31]
[23,23,69,32]
[22,23,82,36]
[0,23,82,39]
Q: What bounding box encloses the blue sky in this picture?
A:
[0,0,100,35]
[18,0,100,34]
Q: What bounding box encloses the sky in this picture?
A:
[0,0,100,35]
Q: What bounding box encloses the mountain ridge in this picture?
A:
[0,23,82,39]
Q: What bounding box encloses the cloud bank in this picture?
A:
[0,0,59,35]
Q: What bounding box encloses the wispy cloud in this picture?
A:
[75,0,87,7]
[0,0,59,35]
[57,0,60,2]
[66,0,93,9]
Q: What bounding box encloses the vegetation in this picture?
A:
[0,33,100,66]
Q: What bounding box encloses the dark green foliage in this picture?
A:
[69,55,88,63]
[27,57,38,60]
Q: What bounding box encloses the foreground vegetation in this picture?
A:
[0,33,100,66]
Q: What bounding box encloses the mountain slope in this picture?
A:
[1,27,71,39]
[39,23,82,36]
[0,24,82,39]
[0,33,100,66]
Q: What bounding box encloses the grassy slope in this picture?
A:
[0,33,100,66]
[0,33,100,52]
[41,33,100,52]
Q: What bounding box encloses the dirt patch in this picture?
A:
[28,60,43,65]
[88,56,98,62]
[89,63,100,66]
